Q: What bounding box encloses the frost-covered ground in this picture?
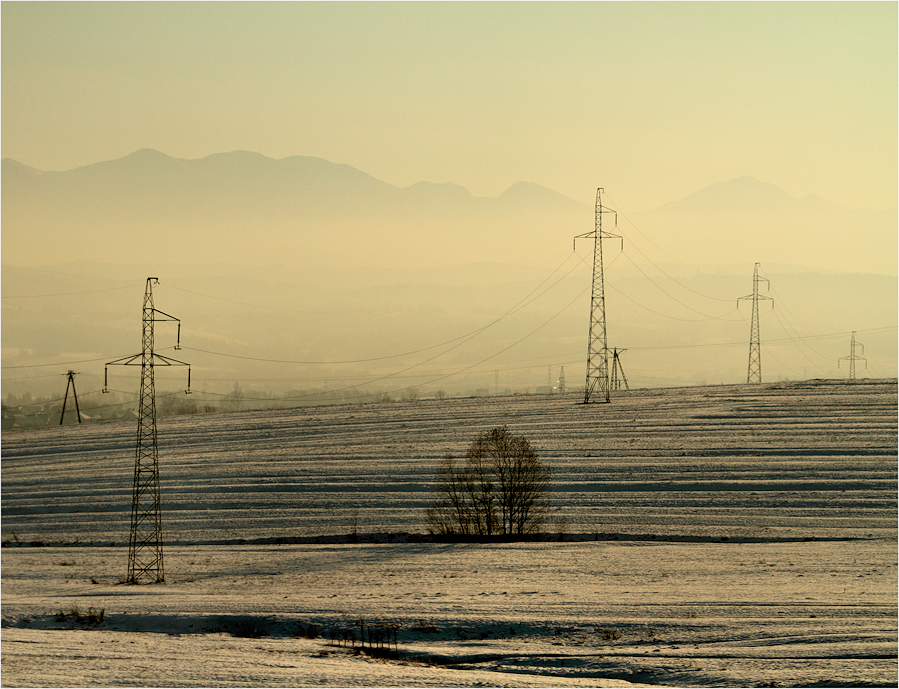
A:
[2,539,896,687]
[2,379,897,686]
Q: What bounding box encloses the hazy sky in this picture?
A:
[2,2,896,212]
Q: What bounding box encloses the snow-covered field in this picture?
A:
[2,379,897,687]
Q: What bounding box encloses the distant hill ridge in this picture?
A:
[650,175,849,215]
[2,149,895,274]
[1,148,584,211]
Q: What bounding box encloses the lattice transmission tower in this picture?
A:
[737,263,773,384]
[574,188,621,403]
[839,331,866,380]
[104,278,191,584]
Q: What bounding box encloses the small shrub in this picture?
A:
[55,606,104,627]
[84,607,105,626]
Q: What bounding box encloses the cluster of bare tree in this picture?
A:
[426,426,551,536]
[326,618,401,652]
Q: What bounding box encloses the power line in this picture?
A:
[1,284,136,299]
[2,354,140,370]
[182,253,584,366]
[606,280,740,323]
[618,252,740,320]
[765,284,835,366]
[600,190,676,260]
[367,283,590,399]
[769,309,831,374]
[571,250,739,322]
[3,252,580,372]
[625,326,895,353]
[599,191,734,304]
[8,393,137,419]
[4,388,108,410]
[176,283,591,404]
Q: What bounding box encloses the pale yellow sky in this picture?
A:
[2,2,896,211]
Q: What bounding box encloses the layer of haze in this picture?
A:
[2,3,896,404]
[3,2,896,212]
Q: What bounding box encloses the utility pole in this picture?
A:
[59,371,82,425]
[104,278,191,584]
[557,366,566,395]
[610,349,629,391]
[574,188,621,403]
[839,331,866,380]
[737,263,773,384]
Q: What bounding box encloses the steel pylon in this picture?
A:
[574,188,621,403]
[839,331,866,380]
[738,263,773,384]
[105,278,190,584]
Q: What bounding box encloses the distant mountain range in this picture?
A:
[2,149,590,270]
[2,150,896,274]
[2,148,584,218]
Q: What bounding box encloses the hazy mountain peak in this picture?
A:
[1,158,43,178]
[403,180,474,198]
[655,176,796,213]
[198,150,275,166]
[499,180,585,207]
[123,147,172,161]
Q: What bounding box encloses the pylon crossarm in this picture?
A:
[106,353,143,366]
[738,295,773,306]
[151,353,190,367]
[103,354,143,392]
[149,355,191,393]
[149,308,180,323]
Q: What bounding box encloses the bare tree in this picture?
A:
[426,456,473,535]
[426,427,550,536]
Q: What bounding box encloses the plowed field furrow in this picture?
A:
[2,379,895,544]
